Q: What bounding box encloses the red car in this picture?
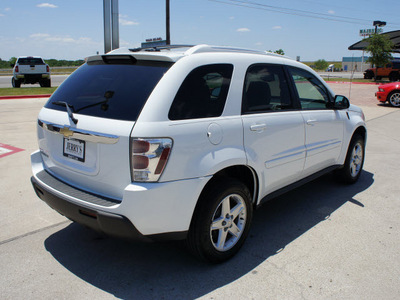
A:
[376,82,400,107]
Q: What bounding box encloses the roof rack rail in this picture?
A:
[125,44,292,59]
[129,44,195,52]
[184,44,268,56]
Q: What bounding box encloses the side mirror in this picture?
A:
[333,95,350,110]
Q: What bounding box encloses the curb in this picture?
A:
[0,94,52,100]
[326,81,380,85]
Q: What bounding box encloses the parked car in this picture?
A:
[364,60,400,81]
[376,81,400,107]
[30,45,367,263]
[12,56,51,88]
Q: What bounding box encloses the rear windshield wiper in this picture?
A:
[52,101,78,124]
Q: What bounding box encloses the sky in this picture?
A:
[0,0,399,62]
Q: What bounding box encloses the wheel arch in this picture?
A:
[211,165,259,206]
[189,164,259,228]
[353,125,367,143]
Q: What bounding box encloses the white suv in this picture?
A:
[31,45,366,263]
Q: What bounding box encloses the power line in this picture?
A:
[209,0,400,27]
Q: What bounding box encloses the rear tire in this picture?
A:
[389,72,400,82]
[187,178,253,263]
[335,134,365,184]
[40,79,51,88]
[12,78,21,88]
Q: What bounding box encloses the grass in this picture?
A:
[0,87,57,96]
[0,67,78,76]
[322,77,390,84]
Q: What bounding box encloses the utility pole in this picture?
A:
[166,0,171,45]
[104,0,112,53]
[103,0,119,53]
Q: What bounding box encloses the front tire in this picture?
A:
[187,178,253,263]
[388,91,400,107]
[336,134,365,184]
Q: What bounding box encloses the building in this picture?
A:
[342,57,371,72]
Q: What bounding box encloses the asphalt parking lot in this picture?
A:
[1,83,399,299]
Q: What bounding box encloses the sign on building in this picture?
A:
[141,37,167,48]
[359,28,383,37]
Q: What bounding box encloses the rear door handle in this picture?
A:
[250,124,267,131]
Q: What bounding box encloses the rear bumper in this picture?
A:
[31,174,149,240]
[31,172,188,242]
[31,150,209,241]
[15,74,50,82]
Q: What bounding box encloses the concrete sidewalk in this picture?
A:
[0,97,399,299]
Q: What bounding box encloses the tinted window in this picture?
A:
[18,57,44,65]
[168,64,233,120]
[242,64,293,114]
[288,67,331,110]
[45,60,172,121]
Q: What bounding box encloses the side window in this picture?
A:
[242,64,293,114]
[288,67,331,110]
[168,64,233,120]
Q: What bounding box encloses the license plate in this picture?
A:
[63,138,85,162]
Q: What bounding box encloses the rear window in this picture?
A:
[17,57,45,65]
[45,60,172,121]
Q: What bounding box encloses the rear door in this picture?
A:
[241,64,306,196]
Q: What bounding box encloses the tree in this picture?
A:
[268,49,285,55]
[9,57,17,67]
[274,49,285,55]
[314,59,328,71]
[365,33,394,81]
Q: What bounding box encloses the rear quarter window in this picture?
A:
[168,64,233,120]
[45,60,172,121]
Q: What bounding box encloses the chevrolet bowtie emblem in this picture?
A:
[59,127,74,138]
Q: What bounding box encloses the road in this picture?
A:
[0,84,400,299]
[0,72,365,89]
[0,74,68,88]
[318,71,365,79]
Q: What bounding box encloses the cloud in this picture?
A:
[5,8,11,11]
[237,28,250,32]
[272,26,282,30]
[120,19,139,26]
[229,16,235,20]
[30,33,51,38]
[255,42,263,46]
[328,10,335,14]
[0,13,4,17]
[30,33,96,45]
[119,15,139,26]
[37,3,58,8]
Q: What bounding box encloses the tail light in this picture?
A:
[131,138,172,182]
[46,65,50,72]
[15,66,19,72]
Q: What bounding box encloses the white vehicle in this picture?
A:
[31,45,366,263]
[12,56,51,88]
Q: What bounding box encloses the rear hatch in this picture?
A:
[17,57,47,74]
[37,55,172,200]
